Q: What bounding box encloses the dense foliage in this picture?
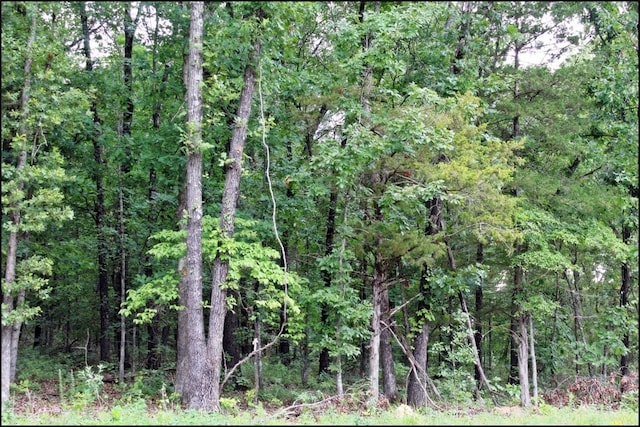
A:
[2,0,638,414]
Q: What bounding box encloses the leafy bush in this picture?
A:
[15,347,72,382]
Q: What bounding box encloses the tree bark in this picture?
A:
[206,9,262,412]
[380,287,397,402]
[474,243,484,391]
[407,270,430,408]
[176,1,213,410]
[529,314,539,403]
[318,187,338,375]
[514,262,531,406]
[369,266,384,403]
[118,168,127,383]
[619,223,631,390]
[517,310,531,407]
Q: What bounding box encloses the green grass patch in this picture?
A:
[3,403,638,425]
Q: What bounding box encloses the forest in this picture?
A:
[1,0,638,422]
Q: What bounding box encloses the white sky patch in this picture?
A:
[593,264,608,284]
[496,270,509,291]
[505,13,588,71]
[314,110,345,142]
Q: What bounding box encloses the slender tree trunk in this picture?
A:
[514,262,531,406]
[222,293,243,389]
[80,1,110,363]
[121,2,138,174]
[2,9,37,405]
[369,267,384,403]
[318,187,338,375]
[564,259,593,376]
[529,314,538,404]
[145,16,171,369]
[474,243,484,391]
[508,311,519,384]
[301,326,309,386]
[380,287,397,403]
[619,224,631,389]
[407,270,430,408]
[118,168,127,383]
[356,0,384,405]
[207,9,262,412]
[253,313,263,404]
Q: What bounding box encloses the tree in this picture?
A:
[174,0,210,410]
[2,1,81,405]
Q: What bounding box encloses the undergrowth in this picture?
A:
[3,349,638,426]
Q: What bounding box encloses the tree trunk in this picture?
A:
[619,224,631,387]
[517,310,531,407]
[380,287,397,403]
[79,1,111,363]
[513,262,531,407]
[145,20,171,370]
[1,9,37,405]
[121,2,138,174]
[474,243,484,391]
[206,10,262,412]
[176,1,214,410]
[118,168,127,383]
[407,270,430,408]
[222,293,243,389]
[529,314,538,404]
[564,260,592,376]
[508,312,519,384]
[369,268,384,403]
[253,314,263,403]
[318,188,338,376]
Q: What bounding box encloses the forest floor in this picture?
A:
[5,372,639,425]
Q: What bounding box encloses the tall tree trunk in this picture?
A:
[564,254,593,376]
[121,2,138,174]
[80,1,110,363]
[508,310,519,384]
[380,287,397,403]
[514,261,531,407]
[529,314,539,404]
[222,292,243,389]
[407,269,430,408]
[517,311,531,407]
[118,168,127,383]
[318,188,338,375]
[206,8,262,412]
[356,0,384,405]
[115,2,138,382]
[369,264,384,403]
[2,9,37,405]
[253,311,263,403]
[176,1,213,410]
[474,243,484,391]
[144,11,170,371]
[619,224,631,385]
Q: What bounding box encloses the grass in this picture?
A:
[2,397,638,425]
[4,350,638,425]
